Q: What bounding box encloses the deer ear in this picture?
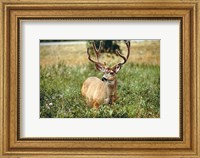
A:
[95,63,105,72]
[113,64,122,73]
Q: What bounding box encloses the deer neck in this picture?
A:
[105,79,117,97]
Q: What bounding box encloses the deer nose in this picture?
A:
[102,77,107,82]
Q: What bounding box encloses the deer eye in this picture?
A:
[110,72,114,75]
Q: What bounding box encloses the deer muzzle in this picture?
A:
[102,77,107,82]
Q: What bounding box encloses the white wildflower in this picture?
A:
[45,104,50,109]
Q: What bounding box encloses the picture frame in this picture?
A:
[0,0,199,157]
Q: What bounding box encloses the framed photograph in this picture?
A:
[0,0,199,157]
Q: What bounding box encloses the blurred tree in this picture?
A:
[87,40,121,53]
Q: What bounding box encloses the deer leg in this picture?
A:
[113,94,118,102]
[104,98,110,104]
[108,96,113,105]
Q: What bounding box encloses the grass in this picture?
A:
[40,40,160,118]
[40,62,160,118]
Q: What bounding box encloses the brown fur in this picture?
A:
[81,77,117,108]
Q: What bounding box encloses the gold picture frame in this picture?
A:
[0,0,199,157]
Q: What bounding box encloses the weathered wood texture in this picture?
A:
[0,0,199,157]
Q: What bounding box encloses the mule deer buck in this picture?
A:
[81,41,130,108]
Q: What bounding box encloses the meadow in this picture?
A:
[40,40,160,118]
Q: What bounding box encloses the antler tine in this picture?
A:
[115,40,131,65]
[115,49,127,65]
[92,41,102,62]
[86,48,98,64]
[87,44,104,66]
[125,40,131,59]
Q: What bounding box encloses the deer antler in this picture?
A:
[87,41,103,64]
[92,41,102,62]
[114,40,130,66]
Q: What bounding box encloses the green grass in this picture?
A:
[40,62,160,118]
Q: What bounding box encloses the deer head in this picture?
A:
[81,40,130,108]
